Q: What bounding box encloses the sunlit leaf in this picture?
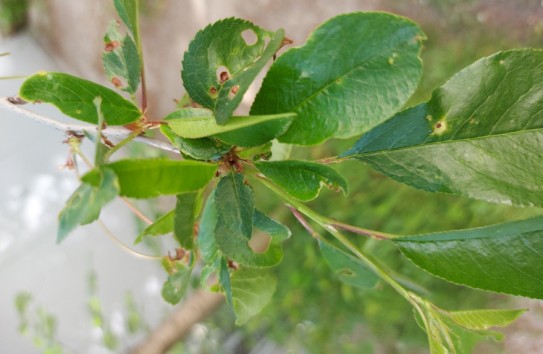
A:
[135,210,174,244]
[162,262,193,305]
[230,268,277,325]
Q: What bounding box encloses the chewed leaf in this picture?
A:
[58,168,119,242]
[395,216,543,299]
[230,268,277,325]
[182,18,286,124]
[113,0,140,45]
[161,262,193,305]
[19,72,142,125]
[82,158,216,198]
[255,160,348,201]
[319,240,379,288]
[344,49,543,207]
[251,12,425,145]
[102,20,141,94]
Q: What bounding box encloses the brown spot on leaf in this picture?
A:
[111,77,122,87]
[219,71,230,83]
[105,41,120,52]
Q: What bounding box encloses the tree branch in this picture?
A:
[0,97,179,154]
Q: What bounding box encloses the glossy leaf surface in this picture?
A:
[319,240,379,288]
[251,12,424,144]
[102,20,141,94]
[230,268,277,325]
[82,159,216,198]
[19,72,142,125]
[255,160,348,201]
[58,168,119,242]
[395,217,543,298]
[182,18,285,124]
[344,49,543,207]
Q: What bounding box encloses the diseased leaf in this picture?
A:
[162,262,193,305]
[161,109,231,160]
[19,72,142,125]
[448,309,526,331]
[182,18,286,124]
[395,217,543,299]
[135,210,174,244]
[165,109,296,147]
[113,0,140,45]
[255,160,348,201]
[344,49,543,207]
[82,159,216,198]
[319,240,379,288]
[102,20,141,94]
[174,191,202,250]
[230,268,277,325]
[251,12,425,145]
[214,175,285,267]
[58,168,119,242]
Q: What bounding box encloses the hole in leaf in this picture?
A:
[216,66,230,84]
[241,29,258,46]
[249,232,271,253]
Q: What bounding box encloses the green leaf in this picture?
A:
[182,18,286,124]
[395,216,543,299]
[82,158,216,198]
[165,109,296,146]
[19,72,142,125]
[319,240,379,288]
[161,119,230,161]
[162,262,193,305]
[255,160,348,201]
[219,257,233,305]
[174,191,202,250]
[251,12,425,145]
[102,20,141,95]
[197,193,219,263]
[58,168,119,242]
[135,210,174,244]
[344,49,543,207]
[113,0,140,45]
[230,268,277,325]
[214,175,284,267]
[448,309,526,331]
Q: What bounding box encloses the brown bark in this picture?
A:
[130,289,224,354]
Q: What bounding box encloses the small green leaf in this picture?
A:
[251,12,425,145]
[255,160,348,201]
[102,20,141,94]
[135,210,174,244]
[395,216,543,299]
[174,191,202,250]
[58,168,119,242]
[214,175,284,267]
[82,158,216,198]
[113,0,140,45]
[197,193,219,263]
[230,268,277,325]
[162,262,193,305]
[219,257,233,305]
[182,18,286,124]
[319,240,379,288]
[161,119,230,161]
[19,72,142,125]
[344,49,543,207]
[448,309,526,331]
[165,109,296,145]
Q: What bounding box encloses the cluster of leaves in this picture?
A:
[14,0,543,351]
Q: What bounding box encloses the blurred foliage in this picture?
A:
[0,0,28,35]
